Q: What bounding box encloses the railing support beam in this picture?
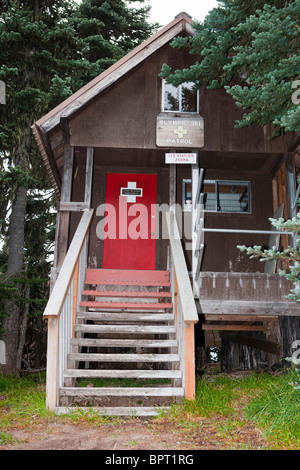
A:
[166,211,198,399]
[184,322,196,400]
[45,317,59,411]
[44,209,94,411]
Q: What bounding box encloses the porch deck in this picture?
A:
[197,271,298,317]
[194,271,299,366]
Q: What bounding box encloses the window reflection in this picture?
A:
[163,81,199,113]
[183,179,251,213]
[181,83,198,113]
[164,83,179,111]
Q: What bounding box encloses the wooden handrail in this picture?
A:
[44,209,94,318]
[166,211,198,325]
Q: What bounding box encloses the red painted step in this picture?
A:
[81,269,173,310]
[81,290,172,298]
[84,269,171,286]
[79,301,173,310]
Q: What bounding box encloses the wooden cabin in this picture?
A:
[32,12,300,416]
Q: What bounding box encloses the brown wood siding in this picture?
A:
[67,41,289,154]
[67,148,283,274]
[177,166,275,273]
[68,147,170,270]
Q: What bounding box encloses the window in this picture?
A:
[183,179,251,213]
[183,179,192,211]
[163,80,199,113]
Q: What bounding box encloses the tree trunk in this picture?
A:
[5,185,27,279]
[1,184,27,376]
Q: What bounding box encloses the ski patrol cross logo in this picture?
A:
[120,182,143,203]
[174,126,187,138]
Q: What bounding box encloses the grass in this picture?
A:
[161,370,300,449]
[245,369,300,448]
[0,372,51,445]
[1,368,300,449]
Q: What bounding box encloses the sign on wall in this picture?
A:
[165,153,197,164]
[156,116,204,148]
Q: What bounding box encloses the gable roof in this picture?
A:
[32,12,195,195]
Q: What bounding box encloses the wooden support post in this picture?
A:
[169,163,176,220]
[174,272,178,323]
[191,164,199,297]
[172,273,181,387]
[220,331,283,357]
[85,147,94,208]
[265,317,282,367]
[185,323,196,399]
[73,258,79,338]
[57,145,74,267]
[45,316,59,411]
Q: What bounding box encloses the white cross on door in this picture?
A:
[120,182,143,203]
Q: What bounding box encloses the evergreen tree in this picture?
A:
[75,0,156,72]
[160,0,300,134]
[238,188,300,302]
[0,0,156,375]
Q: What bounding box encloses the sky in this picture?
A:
[145,0,220,26]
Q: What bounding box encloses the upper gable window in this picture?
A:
[162,80,199,114]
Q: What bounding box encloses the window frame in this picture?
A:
[182,179,251,214]
[162,80,200,114]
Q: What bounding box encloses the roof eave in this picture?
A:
[32,12,195,196]
[34,12,194,133]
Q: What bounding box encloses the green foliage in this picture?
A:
[0,373,49,436]
[1,372,300,449]
[0,0,157,372]
[238,196,300,301]
[285,357,300,390]
[75,0,157,65]
[160,0,300,134]
[245,368,300,443]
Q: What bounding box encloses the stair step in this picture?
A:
[63,369,181,379]
[60,387,184,397]
[70,338,178,348]
[68,353,179,362]
[56,268,181,417]
[82,290,172,298]
[84,269,170,287]
[79,301,173,310]
[56,406,170,417]
[76,312,174,322]
[74,324,176,334]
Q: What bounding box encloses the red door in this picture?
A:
[103,173,157,270]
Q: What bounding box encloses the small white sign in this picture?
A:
[0,341,6,365]
[165,153,197,164]
[120,182,143,203]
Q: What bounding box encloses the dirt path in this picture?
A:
[2,413,268,451]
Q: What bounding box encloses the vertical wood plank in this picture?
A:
[57,146,74,267]
[61,145,74,203]
[84,147,94,207]
[184,323,196,400]
[45,317,59,411]
[272,178,279,214]
[172,272,181,388]
[72,258,79,338]
[169,164,176,210]
[265,318,282,368]
[191,164,199,297]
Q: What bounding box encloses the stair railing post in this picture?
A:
[73,259,79,338]
[45,316,59,411]
[184,321,196,400]
[166,211,198,400]
[43,209,94,411]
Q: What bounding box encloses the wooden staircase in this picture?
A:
[58,269,183,416]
